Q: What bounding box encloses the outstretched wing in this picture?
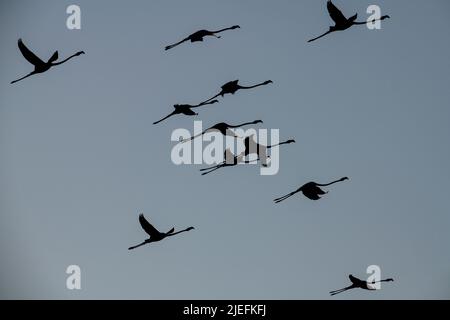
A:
[302,190,321,200]
[18,39,45,66]
[139,214,161,237]
[327,1,348,25]
[313,185,327,195]
[48,51,59,63]
[349,274,363,284]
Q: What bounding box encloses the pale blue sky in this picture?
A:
[1,0,450,299]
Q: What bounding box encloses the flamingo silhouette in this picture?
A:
[165,25,240,50]
[243,134,295,167]
[274,177,348,202]
[330,274,394,296]
[153,100,219,125]
[308,1,390,43]
[11,39,85,84]
[128,214,194,250]
[200,148,259,176]
[203,80,273,103]
[181,120,263,143]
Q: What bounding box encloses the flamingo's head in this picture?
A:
[186,227,195,231]
[264,80,273,85]
[340,177,349,181]
[253,120,263,124]
[76,51,85,56]
[381,15,390,20]
[231,25,240,29]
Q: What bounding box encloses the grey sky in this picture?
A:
[1,0,450,299]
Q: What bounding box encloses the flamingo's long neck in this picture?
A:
[229,121,255,128]
[353,16,388,25]
[211,27,235,34]
[168,228,191,236]
[238,82,269,90]
[316,178,346,187]
[267,140,293,148]
[325,179,342,186]
[51,53,80,66]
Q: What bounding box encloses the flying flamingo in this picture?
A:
[330,274,394,296]
[128,214,194,250]
[200,148,258,176]
[165,25,240,50]
[203,79,273,103]
[274,177,348,202]
[153,100,218,125]
[243,134,295,167]
[308,1,390,43]
[180,120,263,143]
[11,38,85,84]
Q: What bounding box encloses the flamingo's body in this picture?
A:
[330,274,394,296]
[153,100,218,125]
[128,214,194,250]
[203,80,273,103]
[308,1,390,43]
[181,120,263,143]
[165,25,240,50]
[11,39,85,84]
[274,177,348,202]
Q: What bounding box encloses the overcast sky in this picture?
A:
[1,0,450,299]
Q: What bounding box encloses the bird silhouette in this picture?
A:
[308,1,390,43]
[243,134,295,167]
[200,148,258,176]
[11,39,85,84]
[330,274,394,296]
[153,100,219,125]
[203,80,273,103]
[128,214,194,250]
[181,120,263,143]
[165,25,240,50]
[274,177,348,202]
